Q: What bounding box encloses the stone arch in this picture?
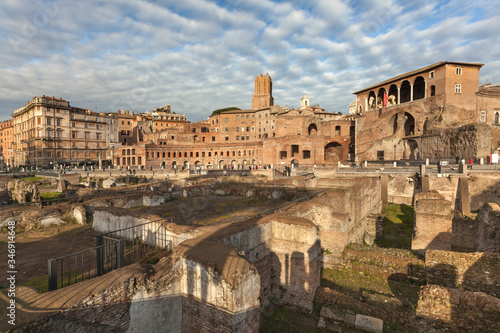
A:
[368,91,376,109]
[308,123,318,135]
[194,160,201,166]
[377,88,387,108]
[219,160,225,167]
[324,142,343,162]
[359,105,362,114]
[291,159,299,168]
[183,161,189,168]
[171,161,177,167]
[388,84,398,105]
[201,127,209,132]
[400,80,411,103]
[404,112,415,136]
[413,76,425,100]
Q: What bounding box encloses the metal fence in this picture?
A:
[48,238,122,291]
[47,218,171,291]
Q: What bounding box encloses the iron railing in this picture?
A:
[47,218,172,291]
[48,238,122,291]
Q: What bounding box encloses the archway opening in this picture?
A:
[390,113,399,135]
[324,142,343,162]
[308,123,318,135]
[400,80,411,103]
[404,112,415,136]
[413,76,425,100]
[368,91,376,109]
[388,84,398,105]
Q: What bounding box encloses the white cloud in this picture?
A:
[0,0,500,121]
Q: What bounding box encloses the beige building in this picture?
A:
[11,96,113,167]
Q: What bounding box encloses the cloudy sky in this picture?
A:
[1,0,499,122]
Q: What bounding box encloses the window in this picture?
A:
[456,67,462,75]
[212,136,215,141]
[377,151,384,160]
[246,136,249,140]
[96,133,102,140]
[251,127,255,132]
[46,118,51,125]
[72,131,77,139]
[429,71,435,79]
[335,126,341,136]
[236,115,239,119]
[85,123,88,128]
[455,84,462,94]
[280,151,287,159]
[246,115,249,119]
[236,135,240,140]
[225,127,228,132]
[303,150,311,159]
[56,118,61,126]
[84,116,87,121]
[495,112,500,125]
[480,110,486,122]
[241,127,245,132]
[96,124,99,129]
[236,127,239,132]
[85,132,90,139]
[225,118,228,123]
[225,136,229,141]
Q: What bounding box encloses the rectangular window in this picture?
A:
[480,110,486,122]
[236,136,240,140]
[291,145,299,157]
[72,131,77,139]
[46,118,51,125]
[96,133,102,140]
[225,136,229,141]
[455,84,462,94]
[241,127,245,132]
[56,118,61,126]
[225,118,228,123]
[236,115,239,119]
[212,136,215,141]
[85,123,88,128]
[246,136,249,140]
[303,150,311,159]
[377,151,384,161]
[236,127,239,132]
[85,132,90,139]
[225,127,228,132]
[280,151,287,159]
[456,67,462,75]
[96,124,99,130]
[251,127,255,132]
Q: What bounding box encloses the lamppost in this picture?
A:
[393,144,396,161]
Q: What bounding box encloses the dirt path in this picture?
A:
[0,224,99,288]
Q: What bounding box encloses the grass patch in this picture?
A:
[40,192,62,201]
[23,270,92,293]
[321,267,419,313]
[22,176,44,182]
[260,305,324,333]
[22,275,49,293]
[376,203,414,249]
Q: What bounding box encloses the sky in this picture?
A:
[1,0,499,122]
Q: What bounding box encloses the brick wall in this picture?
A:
[416,285,500,333]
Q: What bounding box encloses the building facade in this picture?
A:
[11,96,113,167]
[353,61,499,162]
[0,119,14,167]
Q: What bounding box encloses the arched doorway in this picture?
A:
[308,123,318,135]
[171,161,177,168]
[413,76,425,100]
[400,80,411,103]
[388,84,398,105]
[377,88,387,108]
[368,91,376,109]
[183,161,189,169]
[324,142,343,162]
[404,112,415,136]
[291,159,299,168]
[219,160,226,168]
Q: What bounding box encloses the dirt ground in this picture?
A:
[0,224,99,288]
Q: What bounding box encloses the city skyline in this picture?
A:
[1,0,499,122]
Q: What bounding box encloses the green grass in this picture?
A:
[40,192,62,201]
[376,203,414,249]
[22,176,44,182]
[260,305,326,333]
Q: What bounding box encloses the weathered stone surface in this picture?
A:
[320,306,344,322]
[355,314,383,333]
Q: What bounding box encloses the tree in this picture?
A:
[211,107,241,116]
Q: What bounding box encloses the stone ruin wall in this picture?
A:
[387,171,500,211]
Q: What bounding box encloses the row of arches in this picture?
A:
[147,149,258,159]
[168,159,258,169]
[363,76,433,111]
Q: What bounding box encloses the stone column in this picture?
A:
[397,88,400,104]
[381,174,388,206]
[458,177,471,216]
[410,84,414,101]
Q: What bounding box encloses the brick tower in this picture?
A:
[252,73,274,109]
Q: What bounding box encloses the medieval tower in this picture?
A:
[252,73,274,109]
